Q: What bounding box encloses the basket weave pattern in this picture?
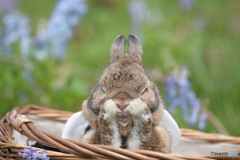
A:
[0,105,240,160]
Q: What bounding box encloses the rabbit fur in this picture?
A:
[82,34,171,152]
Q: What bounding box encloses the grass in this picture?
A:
[0,0,240,136]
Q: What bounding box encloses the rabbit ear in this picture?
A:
[110,34,126,64]
[127,34,143,63]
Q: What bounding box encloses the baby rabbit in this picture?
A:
[81,35,171,152]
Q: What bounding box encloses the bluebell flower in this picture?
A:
[0,27,3,47]
[0,0,16,15]
[39,150,50,160]
[18,16,31,58]
[18,151,24,157]
[32,20,48,60]
[2,12,31,58]
[168,97,181,114]
[178,67,190,94]
[128,0,149,46]
[1,0,88,83]
[1,0,88,61]
[188,96,201,126]
[164,66,208,130]
[18,147,50,160]
[198,111,208,130]
[2,12,20,50]
[164,75,177,100]
[179,0,194,11]
[44,0,88,60]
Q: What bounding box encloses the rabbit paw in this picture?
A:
[103,99,118,122]
[99,99,121,147]
[128,98,151,123]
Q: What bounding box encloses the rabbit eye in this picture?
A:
[141,88,148,95]
[100,86,106,93]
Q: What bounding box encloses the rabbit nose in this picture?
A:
[117,105,128,111]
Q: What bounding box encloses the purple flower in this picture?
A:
[0,27,2,45]
[2,12,31,58]
[18,152,24,157]
[164,66,208,130]
[179,0,194,11]
[44,0,88,60]
[178,67,190,94]
[39,150,50,160]
[0,0,88,61]
[0,0,16,15]
[32,0,88,61]
[18,16,31,59]
[199,112,208,130]
[168,97,181,114]
[188,97,201,126]
[2,12,20,46]
[18,147,50,160]
[164,75,177,100]
[128,0,148,46]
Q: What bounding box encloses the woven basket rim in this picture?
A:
[0,104,239,160]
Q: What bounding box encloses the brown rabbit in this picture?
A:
[82,34,170,152]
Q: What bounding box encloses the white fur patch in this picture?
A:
[128,98,150,123]
[102,99,121,147]
[128,126,141,149]
[109,120,121,147]
[127,98,152,149]
[103,99,118,121]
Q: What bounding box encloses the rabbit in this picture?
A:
[62,35,181,153]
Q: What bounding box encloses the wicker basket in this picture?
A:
[0,105,240,160]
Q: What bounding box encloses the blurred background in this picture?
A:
[0,0,239,136]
